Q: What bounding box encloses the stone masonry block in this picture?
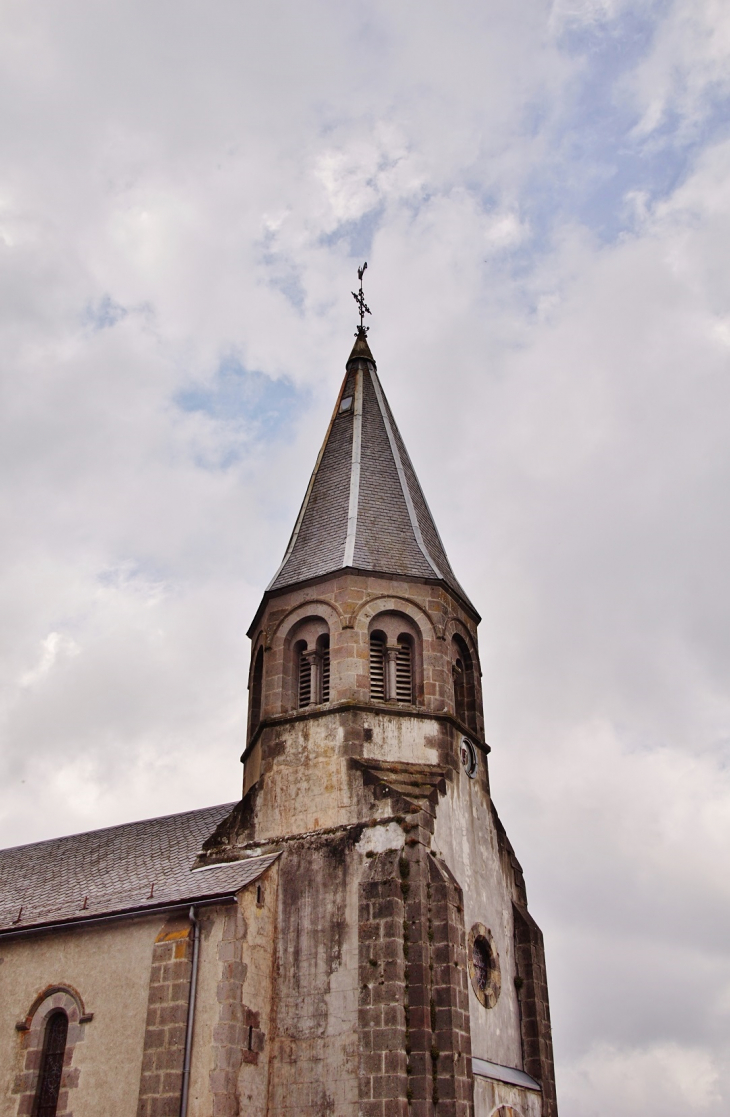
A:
[372,1073,407,1099]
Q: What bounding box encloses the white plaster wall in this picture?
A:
[250,712,465,846]
[473,1076,542,1117]
[0,915,162,1117]
[433,756,524,1071]
[253,718,350,837]
[251,713,444,842]
[361,714,442,766]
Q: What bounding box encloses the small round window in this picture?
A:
[460,737,478,778]
[468,923,501,1009]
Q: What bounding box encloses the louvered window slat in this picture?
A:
[395,640,412,703]
[298,653,312,707]
[321,644,330,703]
[369,636,385,701]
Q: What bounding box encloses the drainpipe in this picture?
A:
[180,905,200,1117]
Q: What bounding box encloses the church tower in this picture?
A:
[198,324,559,1117]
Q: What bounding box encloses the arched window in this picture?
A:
[369,632,386,701]
[369,620,416,704]
[291,623,331,709]
[452,634,476,731]
[249,646,264,733]
[34,1010,68,1117]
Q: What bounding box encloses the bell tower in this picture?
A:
[199,324,558,1117]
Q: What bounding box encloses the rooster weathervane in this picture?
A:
[352,262,371,334]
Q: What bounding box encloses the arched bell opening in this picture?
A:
[451,633,477,732]
[368,612,421,705]
[285,616,331,710]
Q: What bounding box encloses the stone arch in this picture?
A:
[282,613,333,711]
[22,985,88,1029]
[352,594,436,639]
[490,1108,524,1117]
[270,598,344,642]
[366,608,422,705]
[442,616,482,676]
[14,986,90,1116]
[248,644,264,735]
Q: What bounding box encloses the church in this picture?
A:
[0,306,558,1117]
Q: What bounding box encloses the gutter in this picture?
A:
[0,894,237,942]
[180,905,201,1117]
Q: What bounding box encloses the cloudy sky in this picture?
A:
[1,0,729,1112]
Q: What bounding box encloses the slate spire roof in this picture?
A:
[268,330,476,615]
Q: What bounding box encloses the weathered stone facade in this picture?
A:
[0,328,558,1117]
[194,559,557,1114]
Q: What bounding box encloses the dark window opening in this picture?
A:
[452,633,478,731]
[34,1011,68,1117]
[472,936,492,993]
[250,647,264,734]
[453,658,466,725]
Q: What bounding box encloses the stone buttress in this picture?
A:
[198,330,559,1117]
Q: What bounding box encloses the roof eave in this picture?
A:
[246,566,481,639]
[0,892,239,941]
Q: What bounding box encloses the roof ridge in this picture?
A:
[0,801,238,854]
[367,365,442,580]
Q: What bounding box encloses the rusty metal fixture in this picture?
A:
[352,261,371,333]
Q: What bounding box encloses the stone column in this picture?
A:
[137,915,194,1117]
[303,650,322,705]
[384,645,399,702]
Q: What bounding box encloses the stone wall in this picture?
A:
[513,906,557,1117]
[266,835,359,1117]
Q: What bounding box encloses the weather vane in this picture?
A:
[352,262,371,334]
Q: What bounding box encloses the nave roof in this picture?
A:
[0,802,273,936]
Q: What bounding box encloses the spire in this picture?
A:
[267,334,476,616]
[348,326,375,364]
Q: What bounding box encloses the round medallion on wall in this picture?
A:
[460,737,478,778]
[468,923,501,1009]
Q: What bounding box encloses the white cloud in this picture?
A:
[628,1,730,138]
[19,632,80,688]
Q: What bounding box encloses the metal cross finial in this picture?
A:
[352,261,371,334]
